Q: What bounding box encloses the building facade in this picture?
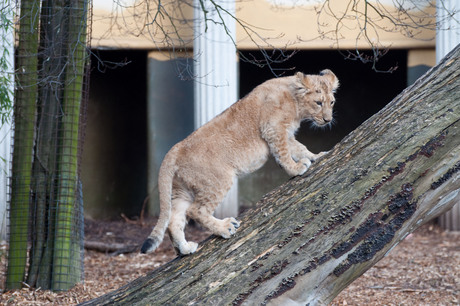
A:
[83,0,442,221]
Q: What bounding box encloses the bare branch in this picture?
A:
[99,0,459,73]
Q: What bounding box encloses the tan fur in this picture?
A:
[141,69,339,255]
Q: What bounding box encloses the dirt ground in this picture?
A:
[0,218,458,305]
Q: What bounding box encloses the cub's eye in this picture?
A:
[331,100,335,106]
[316,101,323,107]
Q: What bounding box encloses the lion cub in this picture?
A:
[141,69,339,255]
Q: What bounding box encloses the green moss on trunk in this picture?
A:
[6,0,40,290]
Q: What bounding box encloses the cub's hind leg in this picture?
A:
[167,198,198,255]
[187,180,240,239]
[188,201,240,239]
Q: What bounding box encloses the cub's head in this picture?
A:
[292,69,339,127]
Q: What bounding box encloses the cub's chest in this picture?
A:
[235,143,270,176]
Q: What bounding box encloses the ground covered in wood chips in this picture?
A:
[0,218,458,305]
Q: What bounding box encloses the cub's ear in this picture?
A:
[294,71,311,95]
[320,69,339,92]
[296,71,305,79]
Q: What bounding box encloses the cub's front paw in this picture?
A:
[286,160,311,177]
[294,159,312,176]
[220,217,241,239]
[300,158,312,169]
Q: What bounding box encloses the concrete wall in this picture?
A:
[91,0,436,50]
[146,52,194,215]
[407,49,436,85]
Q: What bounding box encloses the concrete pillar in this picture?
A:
[147,52,194,216]
[193,0,239,218]
[407,49,435,86]
[436,0,460,231]
[0,1,14,240]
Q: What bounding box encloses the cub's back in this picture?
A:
[174,76,296,174]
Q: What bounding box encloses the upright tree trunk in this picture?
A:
[28,0,67,288]
[81,44,460,305]
[6,0,40,290]
[52,0,88,290]
[7,0,89,291]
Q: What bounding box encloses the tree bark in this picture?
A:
[6,0,40,290]
[81,44,460,306]
[52,0,88,290]
[8,0,89,291]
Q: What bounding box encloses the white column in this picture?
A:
[194,0,239,218]
[436,0,460,231]
[436,0,460,62]
[0,1,14,240]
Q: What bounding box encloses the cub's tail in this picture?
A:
[140,146,179,254]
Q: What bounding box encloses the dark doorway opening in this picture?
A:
[83,50,147,219]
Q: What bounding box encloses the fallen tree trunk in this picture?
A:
[81,45,460,306]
